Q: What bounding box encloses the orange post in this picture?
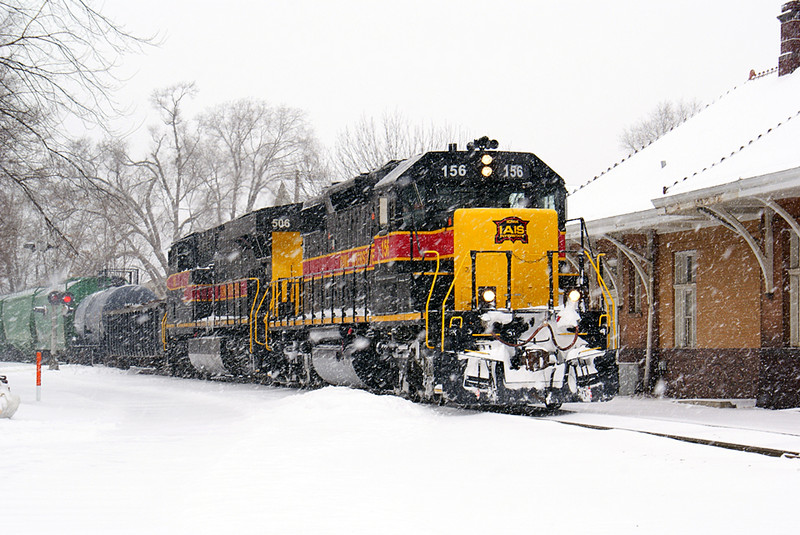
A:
[36,351,42,401]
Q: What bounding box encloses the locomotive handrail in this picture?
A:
[583,251,618,350]
[423,250,441,349]
[566,217,594,257]
[440,254,471,350]
[298,256,372,326]
[546,250,560,309]
[161,312,167,351]
[265,276,303,327]
[266,280,281,349]
[247,278,262,353]
[253,280,270,346]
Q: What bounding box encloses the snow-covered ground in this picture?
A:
[1,363,798,535]
[557,396,800,455]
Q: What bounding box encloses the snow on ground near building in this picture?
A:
[1,363,799,535]
[556,397,800,455]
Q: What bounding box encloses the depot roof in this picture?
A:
[566,68,800,236]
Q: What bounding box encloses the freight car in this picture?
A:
[71,284,161,367]
[0,273,130,363]
[163,138,619,409]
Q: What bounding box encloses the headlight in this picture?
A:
[568,289,581,302]
[482,288,496,303]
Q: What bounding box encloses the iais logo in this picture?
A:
[493,216,529,244]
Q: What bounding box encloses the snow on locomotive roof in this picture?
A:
[373,153,425,188]
[567,69,800,223]
[302,159,406,209]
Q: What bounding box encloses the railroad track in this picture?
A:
[471,403,800,458]
[551,417,800,459]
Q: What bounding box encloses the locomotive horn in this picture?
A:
[468,136,499,151]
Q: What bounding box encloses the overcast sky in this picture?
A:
[101,0,782,188]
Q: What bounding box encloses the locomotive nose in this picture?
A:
[452,208,558,311]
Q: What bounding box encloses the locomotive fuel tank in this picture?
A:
[309,328,397,390]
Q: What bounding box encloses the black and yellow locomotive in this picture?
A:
[164,138,618,408]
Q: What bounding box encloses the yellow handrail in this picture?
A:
[266,280,279,350]
[252,282,270,347]
[423,250,441,349]
[583,251,618,350]
[161,312,168,351]
[440,254,471,350]
[247,278,261,353]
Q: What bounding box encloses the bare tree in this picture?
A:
[619,99,702,153]
[142,83,204,243]
[333,110,468,179]
[2,83,332,293]
[0,137,141,292]
[54,89,333,293]
[53,139,144,281]
[0,1,147,240]
[199,99,325,225]
[0,188,32,292]
[291,135,330,202]
[64,84,204,293]
[89,83,206,292]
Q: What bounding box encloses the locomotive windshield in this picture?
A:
[433,182,556,211]
[396,179,565,231]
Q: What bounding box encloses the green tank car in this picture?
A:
[0,276,125,362]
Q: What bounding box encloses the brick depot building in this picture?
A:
[567,2,800,409]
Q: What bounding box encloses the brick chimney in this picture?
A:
[779,1,800,75]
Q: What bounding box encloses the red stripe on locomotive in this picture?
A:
[303,229,454,277]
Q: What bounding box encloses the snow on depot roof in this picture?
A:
[567,68,800,224]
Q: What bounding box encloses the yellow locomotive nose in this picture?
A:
[452,208,558,311]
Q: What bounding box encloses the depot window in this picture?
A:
[628,259,643,315]
[789,233,800,346]
[674,250,697,348]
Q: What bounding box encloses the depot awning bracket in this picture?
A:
[698,205,774,295]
